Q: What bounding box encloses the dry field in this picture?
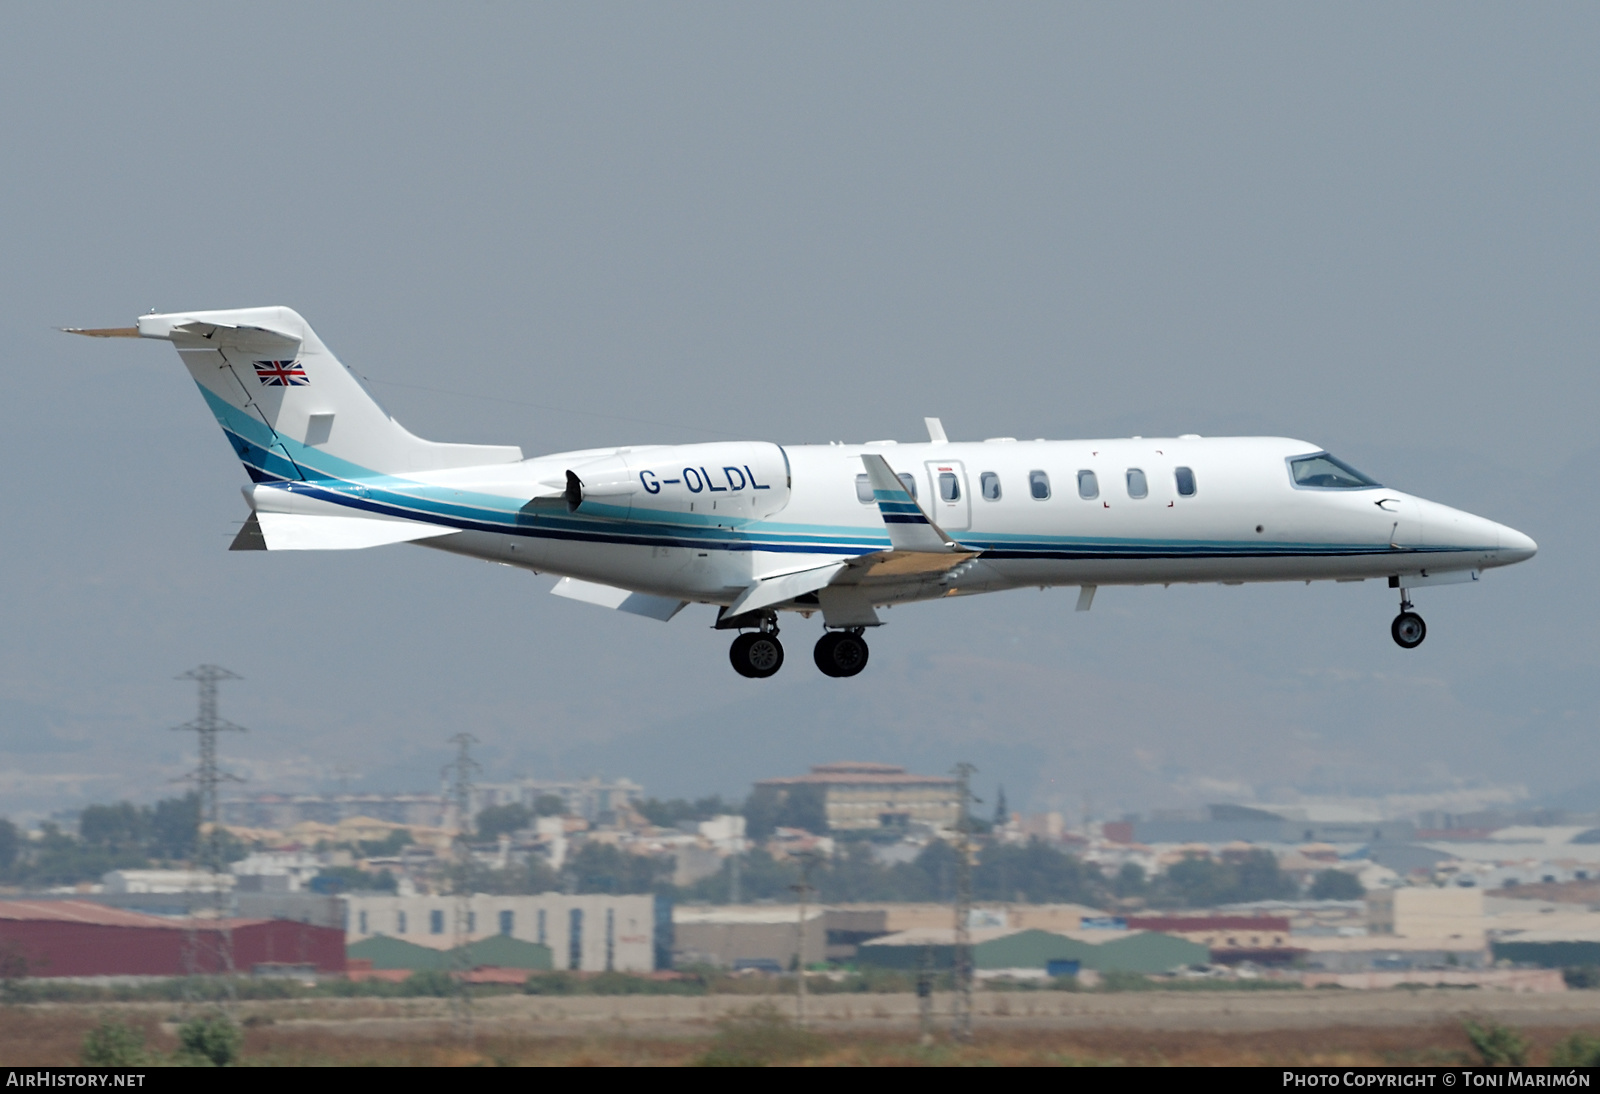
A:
[5,989,1598,1066]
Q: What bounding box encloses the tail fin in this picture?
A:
[133,307,521,482]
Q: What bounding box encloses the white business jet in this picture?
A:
[69,308,1536,679]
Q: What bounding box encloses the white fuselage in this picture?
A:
[310,434,1532,615]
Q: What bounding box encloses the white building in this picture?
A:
[230,851,324,892]
[102,870,233,894]
[342,892,657,972]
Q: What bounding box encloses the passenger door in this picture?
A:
[925,460,971,532]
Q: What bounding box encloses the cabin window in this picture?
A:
[1175,467,1196,497]
[1126,468,1148,499]
[397,911,407,934]
[1028,470,1051,500]
[1077,470,1098,500]
[897,473,918,499]
[938,472,960,502]
[855,474,873,504]
[980,472,1001,500]
[358,911,368,935]
[500,910,514,936]
[1288,452,1381,489]
[430,909,445,934]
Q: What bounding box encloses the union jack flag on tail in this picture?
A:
[253,360,308,386]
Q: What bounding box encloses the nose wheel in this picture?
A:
[815,630,870,677]
[730,631,784,678]
[1391,591,1426,649]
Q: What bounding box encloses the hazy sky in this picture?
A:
[2,4,1596,822]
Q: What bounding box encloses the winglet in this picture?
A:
[860,453,960,553]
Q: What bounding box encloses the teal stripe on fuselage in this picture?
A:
[198,387,1488,561]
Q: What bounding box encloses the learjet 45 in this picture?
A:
[68,307,1537,678]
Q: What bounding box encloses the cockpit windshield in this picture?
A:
[1289,453,1381,489]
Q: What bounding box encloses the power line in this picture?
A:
[441,733,481,1045]
[951,761,977,1044]
[171,665,247,1010]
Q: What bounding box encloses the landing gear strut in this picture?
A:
[1391,590,1426,650]
[729,616,784,678]
[814,629,870,677]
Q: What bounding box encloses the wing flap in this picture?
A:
[550,577,688,622]
[725,561,848,617]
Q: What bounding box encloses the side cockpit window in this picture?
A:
[1175,467,1196,497]
[1289,453,1381,489]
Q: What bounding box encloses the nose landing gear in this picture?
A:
[814,630,870,677]
[1391,590,1426,649]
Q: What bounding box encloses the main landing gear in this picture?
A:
[725,617,872,679]
[729,626,785,678]
[1391,589,1426,649]
[814,629,870,678]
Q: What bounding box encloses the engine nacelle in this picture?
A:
[564,442,791,523]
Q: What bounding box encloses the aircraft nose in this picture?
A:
[1498,524,1537,564]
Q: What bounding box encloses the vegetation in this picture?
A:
[1549,1032,1600,1067]
[681,837,1110,905]
[696,1005,828,1066]
[0,793,246,887]
[176,1014,243,1067]
[742,785,827,840]
[1147,850,1298,908]
[309,865,398,894]
[1308,868,1365,901]
[1462,1016,1530,1066]
[81,1021,152,1066]
[475,803,533,841]
[566,841,673,894]
[638,795,738,829]
[1563,966,1600,989]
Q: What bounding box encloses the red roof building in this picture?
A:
[0,900,345,978]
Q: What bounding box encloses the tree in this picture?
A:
[992,786,1008,829]
[974,839,1108,904]
[533,794,566,817]
[638,795,736,828]
[476,803,533,841]
[1230,849,1298,902]
[1112,862,1148,899]
[567,842,671,894]
[149,794,199,860]
[78,802,150,856]
[1151,850,1297,908]
[0,819,18,874]
[743,785,828,839]
[1308,868,1364,901]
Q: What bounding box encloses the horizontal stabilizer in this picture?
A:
[726,561,848,617]
[550,577,688,622]
[140,315,305,357]
[233,511,456,551]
